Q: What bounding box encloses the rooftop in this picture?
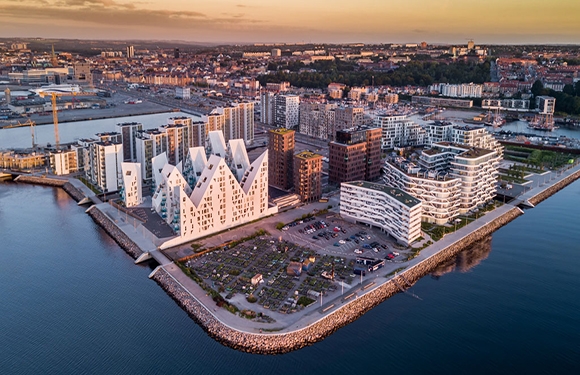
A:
[344,181,421,208]
[270,128,294,135]
[295,151,322,160]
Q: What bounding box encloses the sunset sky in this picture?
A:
[0,0,579,44]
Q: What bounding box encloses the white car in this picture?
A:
[339,240,346,244]
[282,226,289,231]
[393,251,400,256]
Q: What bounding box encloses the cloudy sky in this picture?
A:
[0,0,579,44]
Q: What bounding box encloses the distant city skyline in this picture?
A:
[0,0,579,45]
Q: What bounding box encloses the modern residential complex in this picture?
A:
[374,114,426,149]
[85,141,123,192]
[151,131,277,248]
[120,162,143,207]
[260,91,275,125]
[419,142,500,212]
[383,158,462,224]
[268,128,295,190]
[293,151,322,203]
[329,126,382,184]
[429,83,483,98]
[340,181,422,246]
[51,149,79,176]
[116,122,143,162]
[299,102,337,140]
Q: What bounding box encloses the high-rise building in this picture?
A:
[275,94,300,129]
[126,45,135,59]
[299,102,336,140]
[4,88,11,104]
[340,181,422,246]
[329,126,381,184]
[116,122,143,162]
[334,107,364,133]
[86,141,123,192]
[271,48,282,57]
[268,128,295,190]
[136,129,168,181]
[260,91,275,125]
[50,149,78,175]
[160,123,189,166]
[174,48,180,59]
[294,151,322,202]
[216,102,254,144]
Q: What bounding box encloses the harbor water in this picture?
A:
[1,178,579,374]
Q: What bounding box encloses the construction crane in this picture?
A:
[15,119,37,148]
[38,91,96,149]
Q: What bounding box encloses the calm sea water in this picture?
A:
[1,181,579,374]
[0,111,197,150]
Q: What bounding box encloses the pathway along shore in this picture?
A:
[8,169,580,354]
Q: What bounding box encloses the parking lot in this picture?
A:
[280,214,405,263]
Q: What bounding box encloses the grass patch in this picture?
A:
[297,296,315,307]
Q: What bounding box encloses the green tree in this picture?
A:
[531,80,544,97]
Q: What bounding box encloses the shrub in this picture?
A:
[276,222,285,230]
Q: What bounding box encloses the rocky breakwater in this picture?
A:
[62,182,85,202]
[528,169,580,206]
[14,175,86,202]
[86,206,143,259]
[151,206,524,355]
[15,175,66,187]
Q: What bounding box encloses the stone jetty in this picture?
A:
[151,206,523,355]
[86,206,143,259]
[14,175,85,202]
[528,169,580,206]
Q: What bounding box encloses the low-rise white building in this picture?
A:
[120,162,143,207]
[340,181,422,246]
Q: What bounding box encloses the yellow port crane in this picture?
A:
[38,91,96,149]
[17,119,37,149]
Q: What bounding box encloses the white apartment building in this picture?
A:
[152,131,277,249]
[420,142,499,212]
[536,96,556,114]
[430,83,483,98]
[260,91,275,125]
[120,162,143,207]
[275,94,300,129]
[482,99,530,112]
[340,181,422,246]
[50,149,78,176]
[383,159,461,224]
[451,125,504,157]
[374,114,426,149]
[423,121,455,145]
[86,141,123,192]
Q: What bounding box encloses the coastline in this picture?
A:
[7,166,580,354]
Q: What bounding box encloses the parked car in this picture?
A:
[339,240,346,244]
[333,242,340,247]
[392,251,400,256]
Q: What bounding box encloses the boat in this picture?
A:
[484,107,506,128]
[527,113,557,131]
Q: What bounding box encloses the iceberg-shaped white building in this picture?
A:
[152,131,277,249]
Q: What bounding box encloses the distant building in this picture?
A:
[429,83,483,98]
[275,94,300,128]
[136,128,168,181]
[85,141,123,192]
[120,162,143,207]
[215,102,254,144]
[175,86,190,99]
[294,151,322,202]
[126,45,135,59]
[73,63,93,85]
[260,91,276,125]
[340,181,422,246]
[334,107,364,133]
[268,128,295,190]
[329,126,381,184]
[482,98,530,112]
[412,96,473,108]
[0,151,46,170]
[299,102,336,140]
[271,48,282,57]
[536,96,556,114]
